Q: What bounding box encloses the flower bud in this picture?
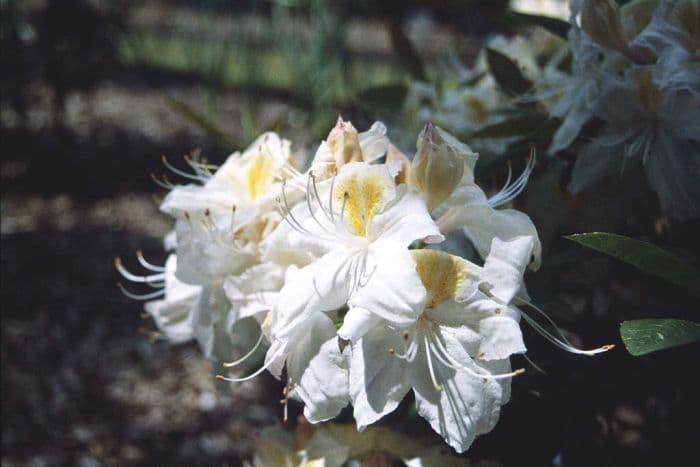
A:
[580,0,631,53]
[409,123,470,211]
[327,116,363,168]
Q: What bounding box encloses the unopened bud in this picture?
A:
[580,0,630,53]
[409,123,471,211]
[327,116,362,168]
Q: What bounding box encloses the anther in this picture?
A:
[495,308,502,315]
[477,351,485,358]
[388,348,395,354]
[403,331,410,340]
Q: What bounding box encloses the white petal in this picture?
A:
[161,185,237,220]
[368,185,444,245]
[349,324,412,430]
[410,331,504,453]
[359,121,390,163]
[272,249,356,340]
[191,286,232,359]
[223,262,287,324]
[459,205,541,271]
[481,236,534,304]
[337,307,383,343]
[174,219,255,285]
[347,241,426,329]
[286,313,350,423]
[468,303,526,360]
[144,298,195,344]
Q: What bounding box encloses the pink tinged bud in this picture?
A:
[327,116,363,168]
[409,122,467,212]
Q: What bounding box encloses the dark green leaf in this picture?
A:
[356,84,408,116]
[508,11,570,39]
[486,48,532,96]
[470,113,551,139]
[565,233,700,294]
[389,22,426,81]
[166,95,239,150]
[620,319,700,356]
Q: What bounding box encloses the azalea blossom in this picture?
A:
[342,239,533,452]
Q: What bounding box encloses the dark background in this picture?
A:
[2,1,699,465]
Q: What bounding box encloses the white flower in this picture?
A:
[343,241,534,453]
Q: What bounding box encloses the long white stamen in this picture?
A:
[429,332,525,380]
[513,296,575,346]
[223,331,265,368]
[424,335,444,391]
[216,343,285,383]
[162,155,207,182]
[279,180,312,234]
[136,250,166,272]
[115,258,166,284]
[519,312,614,356]
[328,170,337,222]
[392,338,418,361]
[523,353,547,374]
[310,172,334,223]
[488,151,536,208]
[305,174,335,235]
[117,283,166,300]
[150,173,175,190]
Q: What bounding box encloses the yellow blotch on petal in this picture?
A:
[411,249,468,309]
[246,148,276,201]
[333,167,393,237]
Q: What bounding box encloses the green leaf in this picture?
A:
[356,83,408,116]
[565,233,700,294]
[486,48,532,96]
[620,319,700,356]
[508,12,570,39]
[389,22,426,81]
[165,95,239,150]
[469,113,552,139]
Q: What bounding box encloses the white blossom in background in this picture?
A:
[400,34,553,157]
[541,0,700,219]
[118,118,611,453]
[511,0,571,19]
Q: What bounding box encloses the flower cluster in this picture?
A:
[541,0,700,219]
[117,119,609,452]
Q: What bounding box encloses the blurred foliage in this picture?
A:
[1,0,124,124]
